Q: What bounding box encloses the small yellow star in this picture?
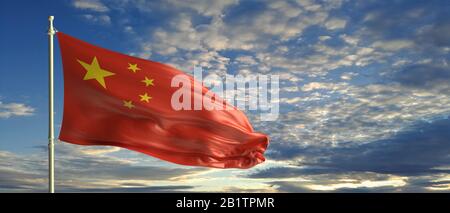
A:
[127,63,141,73]
[123,100,134,109]
[141,76,154,87]
[139,93,152,103]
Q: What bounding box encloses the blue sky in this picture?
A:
[1,0,450,192]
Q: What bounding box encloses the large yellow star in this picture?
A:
[77,57,115,89]
[128,63,141,73]
[139,93,152,103]
[141,76,154,87]
[123,100,135,109]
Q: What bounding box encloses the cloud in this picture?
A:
[301,82,342,92]
[340,72,357,80]
[252,117,450,177]
[0,101,34,118]
[424,19,450,47]
[319,35,331,41]
[359,0,450,53]
[391,62,450,89]
[167,0,238,17]
[340,34,359,46]
[257,63,450,151]
[72,0,109,12]
[123,0,346,75]
[269,174,410,192]
[234,55,257,66]
[123,26,134,34]
[246,118,450,192]
[0,151,46,192]
[372,39,414,51]
[81,14,111,25]
[78,146,121,155]
[66,185,194,193]
[318,117,450,176]
[0,167,45,192]
[0,143,206,192]
[270,173,450,192]
[324,18,347,30]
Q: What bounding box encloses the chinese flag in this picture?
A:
[57,32,268,169]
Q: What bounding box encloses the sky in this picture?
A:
[0,0,450,192]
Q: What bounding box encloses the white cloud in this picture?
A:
[0,143,207,192]
[318,35,331,41]
[301,82,339,91]
[340,34,359,46]
[372,39,414,51]
[137,0,340,62]
[167,0,238,17]
[72,0,109,12]
[284,86,300,92]
[234,55,257,66]
[271,173,410,192]
[124,26,134,34]
[306,176,407,191]
[340,72,357,80]
[149,15,201,54]
[112,0,357,82]
[0,101,35,118]
[324,18,347,30]
[283,97,302,104]
[81,14,111,25]
[275,80,450,148]
[79,146,121,155]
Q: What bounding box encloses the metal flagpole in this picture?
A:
[48,15,55,193]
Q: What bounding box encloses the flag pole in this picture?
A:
[48,15,55,193]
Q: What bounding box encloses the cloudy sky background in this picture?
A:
[1,0,450,192]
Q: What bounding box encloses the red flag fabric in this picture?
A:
[57,32,269,169]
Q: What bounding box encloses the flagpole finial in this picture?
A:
[48,16,56,35]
